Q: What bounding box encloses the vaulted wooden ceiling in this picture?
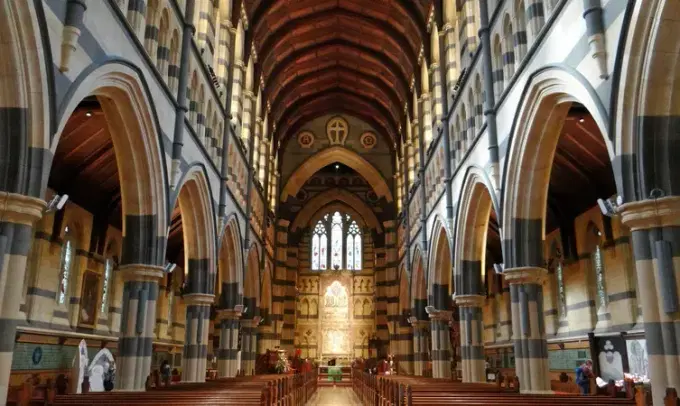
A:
[242,0,433,150]
[49,98,123,229]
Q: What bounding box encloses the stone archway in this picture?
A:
[454,168,498,383]
[241,245,261,375]
[615,2,680,402]
[426,221,454,379]
[290,188,383,233]
[174,167,217,383]
[215,215,244,378]
[501,67,614,394]
[410,249,429,376]
[280,146,393,202]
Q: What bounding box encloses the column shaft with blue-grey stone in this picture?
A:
[428,309,453,378]
[0,193,46,403]
[504,266,550,393]
[181,293,213,382]
[410,320,430,376]
[455,294,485,382]
[115,264,163,391]
[240,318,259,375]
[620,196,680,406]
[216,309,242,377]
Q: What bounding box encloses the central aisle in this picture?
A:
[305,387,362,405]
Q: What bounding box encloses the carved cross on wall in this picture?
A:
[327,118,348,145]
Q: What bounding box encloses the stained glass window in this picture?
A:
[594,244,607,309]
[311,212,362,271]
[354,234,362,270]
[347,221,361,270]
[101,258,113,313]
[556,261,567,318]
[312,221,327,270]
[167,289,175,327]
[58,226,74,305]
[346,235,354,270]
[330,212,343,269]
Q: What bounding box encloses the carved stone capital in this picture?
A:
[118,264,164,282]
[0,192,46,226]
[183,293,215,306]
[502,266,547,285]
[619,196,680,231]
[453,294,485,307]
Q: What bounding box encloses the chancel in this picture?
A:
[0,0,676,406]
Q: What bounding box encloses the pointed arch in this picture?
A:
[54,61,170,264]
[501,66,612,268]
[290,188,382,233]
[410,247,427,319]
[454,166,498,297]
[0,0,51,196]
[173,165,217,295]
[427,217,453,310]
[280,146,393,202]
[217,214,244,309]
[243,244,261,318]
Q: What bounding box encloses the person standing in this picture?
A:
[160,360,171,387]
[575,359,594,395]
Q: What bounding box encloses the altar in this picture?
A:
[295,271,374,360]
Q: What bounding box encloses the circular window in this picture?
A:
[298,131,315,149]
[360,132,377,149]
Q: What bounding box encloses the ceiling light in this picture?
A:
[578,117,585,123]
[335,164,340,170]
[85,111,93,117]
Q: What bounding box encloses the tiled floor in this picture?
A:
[305,387,362,405]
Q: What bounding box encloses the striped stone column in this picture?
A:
[126,0,147,40]
[442,22,459,96]
[455,295,485,382]
[411,320,430,376]
[216,309,241,378]
[620,197,680,406]
[504,267,550,393]
[116,264,164,391]
[429,309,453,378]
[0,193,45,403]
[525,0,545,44]
[181,293,213,382]
[240,318,259,375]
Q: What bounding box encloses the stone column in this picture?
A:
[181,293,213,382]
[0,193,45,403]
[216,309,241,378]
[504,267,550,393]
[116,264,164,391]
[455,294,485,382]
[620,196,680,406]
[428,309,453,378]
[240,317,260,375]
[411,320,430,376]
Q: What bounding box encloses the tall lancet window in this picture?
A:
[311,221,327,270]
[330,212,343,270]
[347,220,362,270]
[310,211,363,271]
[58,226,75,305]
[100,258,113,313]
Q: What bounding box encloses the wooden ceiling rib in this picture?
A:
[244,0,432,148]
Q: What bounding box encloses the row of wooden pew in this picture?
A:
[45,371,317,406]
[350,370,667,406]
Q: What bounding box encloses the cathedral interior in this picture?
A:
[0,0,679,405]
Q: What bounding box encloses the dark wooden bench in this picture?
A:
[351,369,665,406]
[51,371,318,406]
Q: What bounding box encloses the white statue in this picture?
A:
[87,349,115,392]
[71,340,89,394]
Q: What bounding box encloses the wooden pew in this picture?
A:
[351,370,659,406]
[51,371,318,406]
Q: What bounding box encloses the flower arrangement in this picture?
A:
[275,351,291,374]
